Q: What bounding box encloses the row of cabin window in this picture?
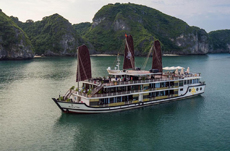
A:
[144,90,178,99]
[103,82,177,93]
[179,79,200,86]
[98,95,134,104]
[91,90,178,106]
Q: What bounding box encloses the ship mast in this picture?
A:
[77,48,80,91]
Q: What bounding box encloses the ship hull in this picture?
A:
[52,84,206,114]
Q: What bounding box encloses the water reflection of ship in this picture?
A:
[53,95,205,150]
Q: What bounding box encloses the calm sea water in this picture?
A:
[0,54,230,151]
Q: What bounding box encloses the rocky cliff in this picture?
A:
[4,3,229,56]
[208,30,230,53]
[81,3,209,55]
[11,14,94,56]
[0,10,34,60]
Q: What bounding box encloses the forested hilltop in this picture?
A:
[208,30,230,53]
[0,9,34,60]
[82,3,209,55]
[11,14,95,56]
[1,3,229,59]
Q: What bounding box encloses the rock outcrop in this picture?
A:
[82,3,209,55]
[5,3,229,56]
[170,29,209,54]
[208,30,230,53]
[0,11,34,60]
[12,14,94,56]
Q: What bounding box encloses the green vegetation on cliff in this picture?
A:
[73,22,91,36]
[80,3,207,54]
[0,11,31,48]
[208,30,230,52]
[5,3,228,56]
[12,14,85,55]
[0,10,34,59]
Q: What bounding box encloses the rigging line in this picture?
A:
[76,48,80,89]
[142,44,153,70]
[125,38,134,69]
[112,55,117,69]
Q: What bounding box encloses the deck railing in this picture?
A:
[86,86,178,98]
[73,73,201,98]
[84,73,200,88]
[91,94,178,107]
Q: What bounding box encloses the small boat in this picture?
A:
[52,35,206,114]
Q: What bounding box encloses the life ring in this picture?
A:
[81,101,84,103]
[139,102,144,106]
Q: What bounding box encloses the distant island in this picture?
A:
[0,3,230,60]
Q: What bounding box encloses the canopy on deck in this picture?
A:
[163,66,185,70]
[107,70,161,76]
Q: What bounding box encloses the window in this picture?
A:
[110,88,115,93]
[189,89,191,92]
[117,97,121,102]
[200,87,202,91]
[194,79,198,83]
[133,97,138,101]
[179,81,183,86]
[187,80,190,84]
[90,101,99,106]
[143,86,149,90]
[160,91,165,96]
[180,88,183,91]
[133,85,139,90]
[174,82,179,86]
[174,90,178,95]
[110,98,114,103]
[160,82,165,87]
[184,80,187,85]
[156,92,160,96]
[155,83,160,88]
[143,95,149,99]
[196,88,198,91]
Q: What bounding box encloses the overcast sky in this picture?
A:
[1,0,230,32]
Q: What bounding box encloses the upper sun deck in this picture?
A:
[83,70,201,88]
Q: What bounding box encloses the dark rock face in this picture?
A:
[5,3,229,57]
[0,11,34,60]
[84,3,209,55]
[208,30,230,53]
[172,29,209,54]
[12,14,94,56]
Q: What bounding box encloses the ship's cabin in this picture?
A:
[78,69,201,97]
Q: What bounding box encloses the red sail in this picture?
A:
[76,45,92,82]
[123,35,135,70]
[152,40,162,72]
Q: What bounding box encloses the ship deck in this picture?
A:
[69,72,202,98]
[84,71,201,87]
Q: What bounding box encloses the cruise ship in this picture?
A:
[52,35,206,114]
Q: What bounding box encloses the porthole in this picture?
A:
[196,88,199,91]
[200,87,202,91]
[189,89,191,92]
